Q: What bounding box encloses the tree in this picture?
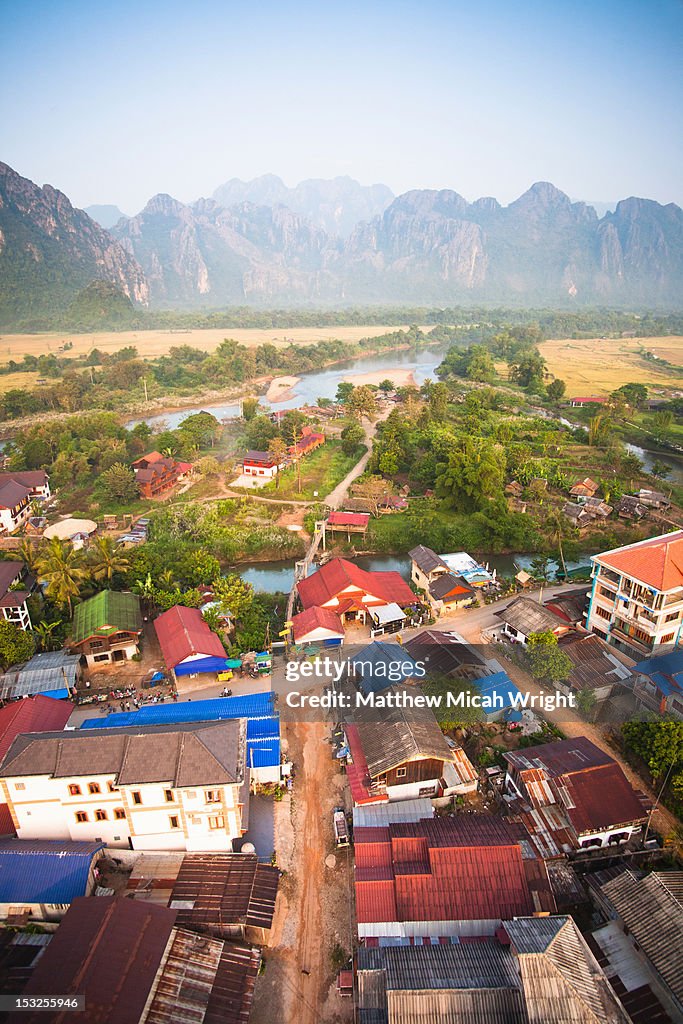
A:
[422,675,484,729]
[213,574,254,626]
[649,409,674,444]
[508,350,546,389]
[588,412,612,447]
[546,379,566,402]
[576,689,597,719]
[241,397,260,421]
[622,720,683,780]
[317,396,333,408]
[0,621,34,670]
[353,475,391,517]
[32,620,62,653]
[99,462,138,503]
[526,631,572,683]
[613,382,648,411]
[88,535,130,584]
[197,456,221,477]
[335,381,355,404]
[378,379,395,394]
[348,385,378,420]
[651,460,672,480]
[428,382,449,419]
[36,538,89,615]
[529,556,551,581]
[340,423,365,456]
[267,437,289,488]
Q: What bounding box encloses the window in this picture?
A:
[595,606,611,621]
[89,640,105,650]
[107,781,118,793]
[395,767,407,779]
[75,811,88,823]
[660,633,675,645]
[665,611,679,623]
[131,791,142,805]
[94,809,107,822]
[93,654,109,663]
[68,784,81,796]
[14,782,25,792]
[208,815,225,830]
[114,808,126,820]
[205,790,220,803]
[164,789,174,803]
[88,783,101,795]
[169,815,180,829]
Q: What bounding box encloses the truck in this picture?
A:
[333,808,350,848]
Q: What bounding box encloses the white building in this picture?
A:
[0,561,32,631]
[0,481,31,535]
[0,720,249,852]
[586,531,683,659]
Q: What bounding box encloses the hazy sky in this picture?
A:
[2,0,682,215]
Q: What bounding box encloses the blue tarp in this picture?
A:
[80,691,276,730]
[174,656,232,677]
[0,839,104,903]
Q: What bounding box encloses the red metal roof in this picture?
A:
[354,817,536,926]
[0,694,73,762]
[291,606,344,642]
[0,802,15,835]
[328,511,370,527]
[561,764,648,835]
[297,557,415,610]
[154,605,227,669]
[596,530,683,591]
[11,896,177,1024]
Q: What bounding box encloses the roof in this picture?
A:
[0,470,48,489]
[291,605,344,642]
[505,736,615,776]
[570,477,599,496]
[168,853,279,934]
[43,517,97,540]
[496,596,567,636]
[154,605,227,668]
[593,530,683,591]
[0,838,104,904]
[474,671,523,711]
[0,649,81,700]
[130,451,165,467]
[243,450,277,464]
[11,896,177,1024]
[354,817,541,926]
[560,634,629,691]
[369,603,407,625]
[0,720,245,788]
[71,590,142,644]
[403,629,486,673]
[0,694,73,761]
[350,644,421,695]
[0,562,23,598]
[635,647,683,680]
[347,683,454,777]
[328,510,370,527]
[353,798,434,829]
[544,588,589,625]
[80,691,275,729]
[0,480,30,508]
[297,557,415,610]
[408,545,449,575]
[428,573,474,602]
[600,870,683,1005]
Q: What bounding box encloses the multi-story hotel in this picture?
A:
[586,531,683,659]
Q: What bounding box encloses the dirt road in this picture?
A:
[325,407,392,509]
[251,719,354,1024]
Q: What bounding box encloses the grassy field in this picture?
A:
[538,335,683,395]
[0,324,427,364]
[260,440,366,500]
[0,370,42,393]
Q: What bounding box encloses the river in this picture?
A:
[236,552,592,594]
[125,343,449,430]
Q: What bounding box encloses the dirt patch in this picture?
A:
[266,375,301,402]
[251,720,354,1024]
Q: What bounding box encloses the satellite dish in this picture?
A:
[241,842,256,855]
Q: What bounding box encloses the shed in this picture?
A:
[291,606,344,646]
[154,605,227,678]
[0,839,104,923]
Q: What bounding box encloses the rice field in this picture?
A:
[538,335,683,395]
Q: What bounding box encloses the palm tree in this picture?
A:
[88,535,130,584]
[35,538,89,616]
[33,620,62,652]
[18,539,39,572]
[157,568,177,590]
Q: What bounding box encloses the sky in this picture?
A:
[1,0,682,215]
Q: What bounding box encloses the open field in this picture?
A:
[0,324,428,364]
[538,335,683,395]
[0,370,42,393]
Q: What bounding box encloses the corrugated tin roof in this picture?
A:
[169,853,279,934]
[297,558,416,610]
[496,596,567,636]
[0,839,104,904]
[154,605,227,669]
[0,694,73,761]
[71,590,142,644]
[351,644,420,694]
[353,799,434,829]
[136,927,224,1024]
[80,691,275,730]
[408,546,449,575]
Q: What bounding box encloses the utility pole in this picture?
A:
[143,378,148,403]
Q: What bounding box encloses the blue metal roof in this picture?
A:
[80,691,276,730]
[247,739,281,769]
[246,716,280,741]
[635,649,683,679]
[0,839,104,904]
[474,671,522,712]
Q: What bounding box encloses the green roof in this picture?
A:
[72,591,142,644]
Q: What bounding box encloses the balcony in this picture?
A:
[610,626,653,656]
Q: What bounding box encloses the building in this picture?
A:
[0,649,81,702]
[570,396,607,407]
[504,736,648,852]
[638,488,670,509]
[43,517,98,550]
[154,604,228,682]
[584,496,614,519]
[288,425,325,458]
[326,510,370,536]
[615,495,648,521]
[343,684,476,804]
[632,648,683,718]
[404,629,488,679]
[559,634,633,703]
[496,595,570,644]
[564,502,593,529]
[0,838,104,925]
[585,531,683,658]
[0,560,33,631]
[242,449,284,479]
[441,551,497,588]
[570,477,599,500]
[356,916,630,1024]
[349,642,422,695]
[427,572,475,614]
[0,480,31,535]
[296,557,417,625]
[131,451,193,498]
[354,815,555,940]
[8,896,262,1024]
[0,470,50,502]
[128,851,279,945]
[470,670,525,723]
[0,720,248,851]
[79,692,282,786]
[352,797,434,830]
[290,606,345,647]
[592,869,683,1022]
[408,545,450,592]
[70,590,142,667]
[544,588,589,626]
